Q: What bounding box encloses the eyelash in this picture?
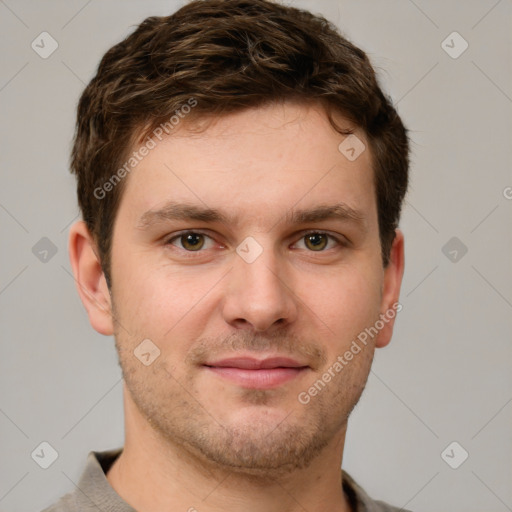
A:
[164,230,346,254]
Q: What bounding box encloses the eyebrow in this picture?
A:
[136,201,366,231]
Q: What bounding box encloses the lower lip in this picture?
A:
[205,366,307,389]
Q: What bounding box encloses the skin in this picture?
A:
[69,100,404,512]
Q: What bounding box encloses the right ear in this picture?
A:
[68,221,114,336]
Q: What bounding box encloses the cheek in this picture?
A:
[300,264,381,341]
[113,258,222,344]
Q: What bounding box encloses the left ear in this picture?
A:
[375,229,405,348]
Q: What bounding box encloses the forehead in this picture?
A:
[117,102,377,229]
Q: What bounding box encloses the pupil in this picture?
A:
[307,234,326,250]
[183,233,203,250]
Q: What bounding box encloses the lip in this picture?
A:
[205,356,307,370]
[203,356,309,389]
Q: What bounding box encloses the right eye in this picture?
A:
[165,231,216,252]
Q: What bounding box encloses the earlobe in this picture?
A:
[68,220,114,336]
[375,229,405,349]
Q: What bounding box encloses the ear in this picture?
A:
[375,229,405,349]
[68,220,114,336]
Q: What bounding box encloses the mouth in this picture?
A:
[203,356,310,389]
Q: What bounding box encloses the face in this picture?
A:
[100,101,401,476]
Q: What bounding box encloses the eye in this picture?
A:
[294,232,342,252]
[166,231,215,251]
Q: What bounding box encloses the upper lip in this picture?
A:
[204,356,308,370]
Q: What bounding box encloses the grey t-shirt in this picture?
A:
[41,449,412,512]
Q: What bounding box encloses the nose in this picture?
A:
[221,241,298,332]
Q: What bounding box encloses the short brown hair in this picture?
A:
[71,0,409,287]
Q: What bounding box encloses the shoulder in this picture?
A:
[40,491,78,512]
[342,470,414,512]
[39,449,125,512]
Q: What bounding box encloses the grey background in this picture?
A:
[1,1,511,511]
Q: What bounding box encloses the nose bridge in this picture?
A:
[222,235,297,331]
[235,235,287,302]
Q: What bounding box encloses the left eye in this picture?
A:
[166,232,215,251]
[294,232,340,252]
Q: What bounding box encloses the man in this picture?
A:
[46,0,410,510]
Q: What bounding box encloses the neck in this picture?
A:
[107,387,353,512]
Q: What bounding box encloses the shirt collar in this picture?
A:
[75,449,386,512]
